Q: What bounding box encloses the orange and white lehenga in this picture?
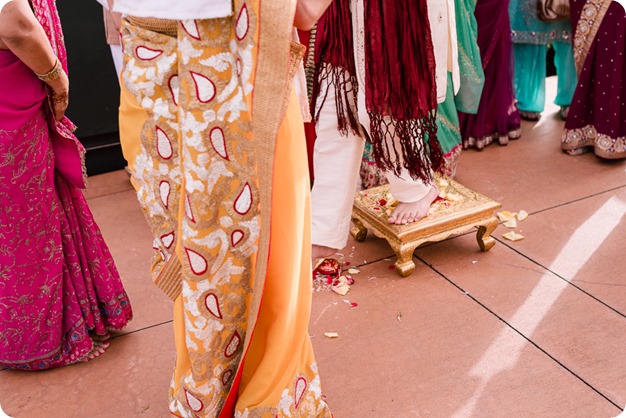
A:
[117,1,332,416]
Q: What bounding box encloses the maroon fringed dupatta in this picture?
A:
[311,0,443,182]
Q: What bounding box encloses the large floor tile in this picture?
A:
[88,190,173,333]
[310,258,620,417]
[0,324,175,417]
[454,129,626,217]
[84,170,133,201]
[416,234,626,409]
[494,186,626,315]
[454,79,626,216]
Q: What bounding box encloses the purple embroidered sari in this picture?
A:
[458,0,521,150]
[0,0,132,370]
[562,0,626,159]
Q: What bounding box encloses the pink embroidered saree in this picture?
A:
[0,0,132,370]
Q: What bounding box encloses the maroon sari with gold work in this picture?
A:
[562,0,626,159]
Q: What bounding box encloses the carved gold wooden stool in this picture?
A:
[350,177,501,277]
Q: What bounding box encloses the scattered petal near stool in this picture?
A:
[324,332,339,338]
[517,210,529,221]
[503,231,524,241]
[497,211,516,222]
[503,218,517,228]
[341,275,355,285]
[331,283,350,296]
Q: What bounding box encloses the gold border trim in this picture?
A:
[573,0,611,74]
[153,256,183,301]
[244,0,297,352]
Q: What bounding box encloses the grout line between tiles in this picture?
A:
[415,254,624,411]
[493,236,626,320]
[524,184,626,218]
[109,320,174,340]
[85,187,135,202]
[352,254,396,269]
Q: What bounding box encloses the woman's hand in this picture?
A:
[49,70,69,121]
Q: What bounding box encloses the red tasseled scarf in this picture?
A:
[311,0,444,182]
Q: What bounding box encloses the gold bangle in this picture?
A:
[35,59,62,83]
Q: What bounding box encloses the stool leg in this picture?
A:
[477,217,498,251]
[350,217,368,242]
[394,243,418,277]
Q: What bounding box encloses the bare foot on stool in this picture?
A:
[387,185,438,225]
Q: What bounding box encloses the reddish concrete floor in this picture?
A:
[1,79,625,417]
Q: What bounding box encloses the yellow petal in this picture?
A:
[324,332,339,338]
[331,283,350,296]
[337,275,349,285]
[347,268,360,275]
[497,211,515,222]
[502,231,524,241]
[517,210,529,221]
[503,218,517,228]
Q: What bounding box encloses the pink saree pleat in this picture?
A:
[55,174,132,333]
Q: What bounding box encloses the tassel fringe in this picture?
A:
[368,110,444,183]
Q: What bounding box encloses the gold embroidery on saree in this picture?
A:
[562,124,626,158]
[573,0,611,74]
[121,1,331,415]
[122,10,261,415]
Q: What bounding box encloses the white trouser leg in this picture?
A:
[366,82,431,203]
[350,20,433,205]
[312,0,433,251]
[385,168,432,203]
[311,82,365,250]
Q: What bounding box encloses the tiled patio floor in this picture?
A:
[1,78,625,417]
